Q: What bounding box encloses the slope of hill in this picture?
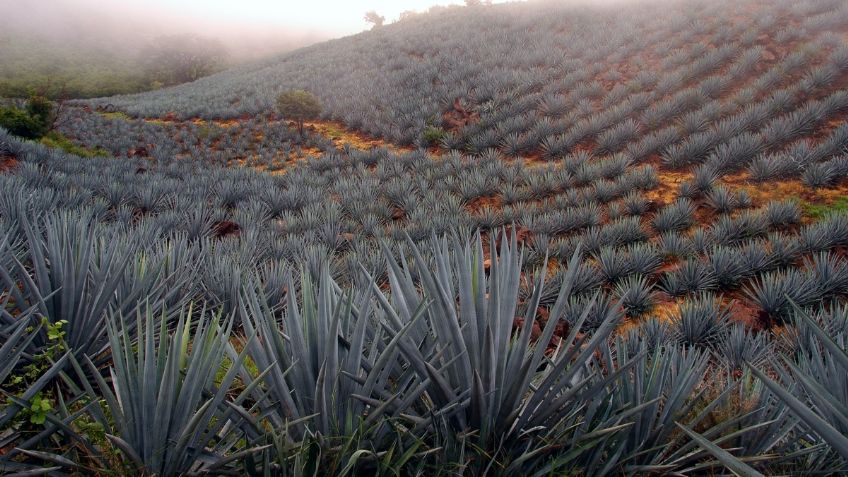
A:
[3,0,848,474]
[91,0,848,144]
[0,33,150,98]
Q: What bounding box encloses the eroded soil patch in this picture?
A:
[0,154,18,173]
[303,120,413,155]
[723,172,848,221]
[646,169,693,207]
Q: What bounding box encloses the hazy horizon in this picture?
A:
[0,0,519,61]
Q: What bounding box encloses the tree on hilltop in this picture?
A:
[364,11,385,29]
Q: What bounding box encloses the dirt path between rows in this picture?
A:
[303,121,413,155]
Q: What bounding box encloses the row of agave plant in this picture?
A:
[56,109,335,170]
[6,124,848,339]
[84,0,848,152]
[2,209,848,475]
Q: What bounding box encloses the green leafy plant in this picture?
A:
[26,392,53,425]
[0,94,53,139]
[801,197,848,221]
[0,105,46,139]
[420,126,446,147]
[40,131,109,158]
[276,90,322,135]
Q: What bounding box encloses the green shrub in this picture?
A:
[26,95,52,122]
[40,131,108,158]
[0,95,53,139]
[420,126,446,147]
[802,197,848,220]
[0,105,46,139]
[276,90,322,134]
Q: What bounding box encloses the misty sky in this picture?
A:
[0,0,513,59]
[3,0,506,38]
[136,0,504,35]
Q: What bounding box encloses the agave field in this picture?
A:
[2,0,848,474]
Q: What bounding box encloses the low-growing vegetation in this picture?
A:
[39,131,109,158]
[2,0,848,474]
[802,196,848,220]
[0,32,230,100]
[0,95,53,139]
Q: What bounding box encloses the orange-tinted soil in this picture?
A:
[465,195,503,213]
[0,154,18,173]
[303,120,413,155]
[647,168,693,207]
[723,172,848,217]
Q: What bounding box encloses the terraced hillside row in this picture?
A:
[90,0,848,148]
[57,108,337,170]
[3,122,848,473]
[51,0,848,330]
[1,0,848,474]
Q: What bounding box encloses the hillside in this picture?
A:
[3,0,848,474]
[0,1,328,100]
[91,0,848,143]
[0,33,151,98]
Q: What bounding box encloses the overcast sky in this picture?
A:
[135,0,503,35]
[2,0,506,37]
[0,0,514,58]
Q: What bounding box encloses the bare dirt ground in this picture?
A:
[0,153,18,173]
[304,121,413,155]
[723,172,848,215]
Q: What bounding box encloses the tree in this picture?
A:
[0,106,44,139]
[276,90,322,135]
[141,34,227,87]
[0,94,53,139]
[364,11,385,29]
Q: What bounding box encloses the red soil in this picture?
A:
[465,195,503,213]
[0,154,18,173]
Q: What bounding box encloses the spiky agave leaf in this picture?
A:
[719,324,771,371]
[705,184,738,213]
[672,293,731,349]
[615,274,655,317]
[652,198,696,233]
[237,265,424,446]
[603,339,722,474]
[745,270,819,323]
[676,423,765,477]
[756,304,848,461]
[84,303,263,476]
[0,316,40,385]
[0,211,197,360]
[660,258,717,297]
[373,230,628,471]
[594,246,632,284]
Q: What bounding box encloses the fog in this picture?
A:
[0,0,516,62]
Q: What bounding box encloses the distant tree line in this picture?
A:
[370,0,493,27]
[141,34,229,88]
[0,33,228,100]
